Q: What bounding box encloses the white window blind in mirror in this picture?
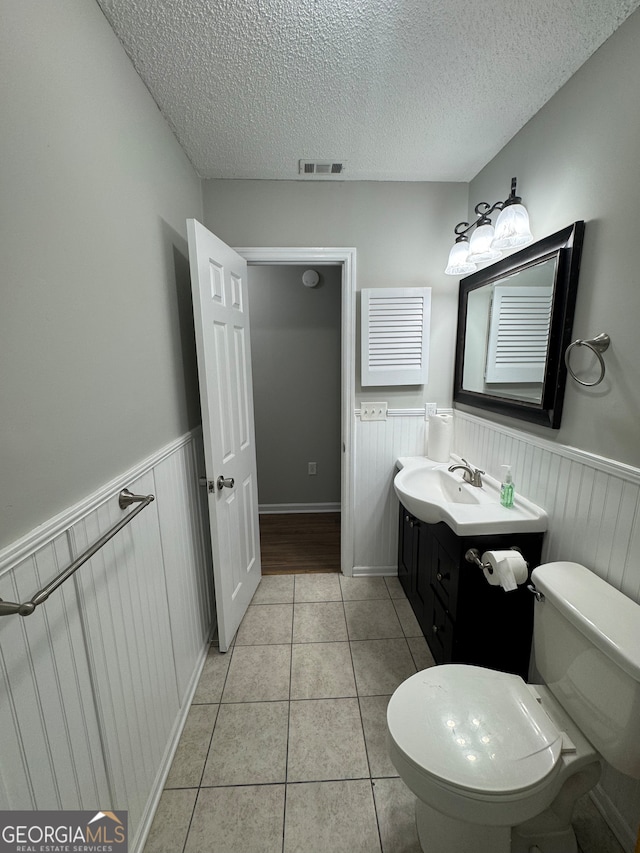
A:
[361,287,431,386]
[485,285,553,383]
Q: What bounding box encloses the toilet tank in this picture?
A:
[532,561,640,778]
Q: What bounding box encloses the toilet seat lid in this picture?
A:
[388,665,563,795]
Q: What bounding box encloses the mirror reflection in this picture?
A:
[462,257,556,404]
[454,221,584,429]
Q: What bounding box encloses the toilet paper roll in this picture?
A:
[427,414,453,462]
[481,550,528,592]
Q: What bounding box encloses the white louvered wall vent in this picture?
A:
[485,285,553,384]
[361,287,431,386]
[299,159,346,176]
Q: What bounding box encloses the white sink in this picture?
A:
[394,458,548,536]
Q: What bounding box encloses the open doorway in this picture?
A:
[238,246,356,576]
[247,264,341,574]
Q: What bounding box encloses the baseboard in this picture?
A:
[132,635,213,853]
[352,565,397,577]
[259,502,341,514]
[590,784,636,853]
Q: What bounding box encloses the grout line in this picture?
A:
[281,592,295,853]
[371,777,386,853]
[174,643,234,852]
[171,772,402,792]
[178,788,199,853]
[149,567,621,853]
[341,584,375,787]
[157,576,409,851]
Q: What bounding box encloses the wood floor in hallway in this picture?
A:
[259,512,341,574]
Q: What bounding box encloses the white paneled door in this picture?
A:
[187,220,261,652]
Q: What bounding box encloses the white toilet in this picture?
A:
[387,561,640,853]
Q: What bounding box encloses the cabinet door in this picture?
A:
[430,538,457,613]
[430,593,454,664]
[456,531,541,679]
[415,522,434,636]
[398,505,416,598]
[398,506,436,633]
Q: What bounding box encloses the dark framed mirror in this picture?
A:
[453,221,584,428]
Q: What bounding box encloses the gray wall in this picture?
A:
[248,266,341,506]
[203,180,468,408]
[0,0,203,549]
[468,12,640,837]
[5,0,638,532]
[202,7,640,473]
[468,6,640,468]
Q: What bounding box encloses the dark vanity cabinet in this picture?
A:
[398,503,544,680]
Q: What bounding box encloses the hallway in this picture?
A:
[142,573,622,853]
[259,513,341,574]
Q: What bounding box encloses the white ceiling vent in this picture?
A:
[299,160,346,177]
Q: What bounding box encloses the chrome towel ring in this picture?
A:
[564,332,610,387]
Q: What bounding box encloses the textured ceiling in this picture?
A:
[97,0,640,181]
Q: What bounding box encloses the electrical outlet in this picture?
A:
[361,402,388,421]
[425,402,437,418]
[308,462,317,475]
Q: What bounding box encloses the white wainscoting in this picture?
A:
[4,410,638,848]
[353,405,640,849]
[353,409,432,574]
[0,430,213,853]
[453,411,640,599]
[454,410,640,852]
[0,533,111,811]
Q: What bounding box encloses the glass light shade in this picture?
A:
[445,240,477,276]
[492,203,533,249]
[467,223,501,262]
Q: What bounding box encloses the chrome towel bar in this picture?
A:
[0,489,154,618]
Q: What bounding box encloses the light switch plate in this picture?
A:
[361,402,388,421]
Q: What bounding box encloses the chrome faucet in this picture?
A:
[448,458,484,487]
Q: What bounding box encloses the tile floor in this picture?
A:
[143,574,625,853]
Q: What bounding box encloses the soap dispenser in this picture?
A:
[500,465,514,508]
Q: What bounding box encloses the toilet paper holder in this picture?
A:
[465,546,528,575]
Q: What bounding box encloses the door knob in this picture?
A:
[217,476,235,490]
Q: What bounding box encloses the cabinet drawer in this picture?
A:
[430,542,456,608]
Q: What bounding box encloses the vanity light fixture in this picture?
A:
[445,177,534,276]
